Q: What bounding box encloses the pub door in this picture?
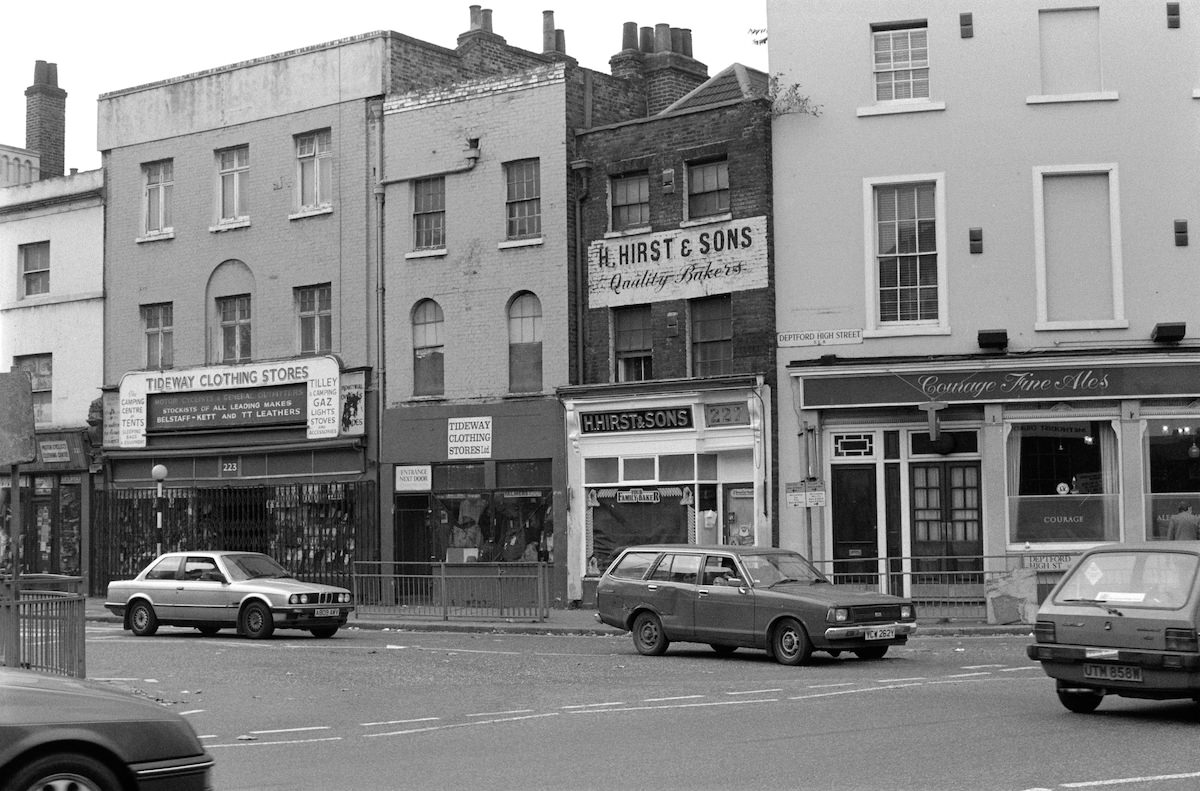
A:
[830,464,878,584]
[910,461,983,578]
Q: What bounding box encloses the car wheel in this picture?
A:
[310,626,339,638]
[5,751,122,791]
[631,611,669,656]
[240,601,275,639]
[771,618,812,666]
[128,600,158,637]
[710,644,738,656]
[197,626,221,637]
[854,646,888,660]
[1056,682,1103,713]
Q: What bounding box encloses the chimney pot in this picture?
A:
[639,26,654,53]
[469,5,481,30]
[654,23,671,53]
[681,29,693,58]
[621,21,638,51]
[543,10,556,52]
[482,8,492,32]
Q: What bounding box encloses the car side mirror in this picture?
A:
[726,577,744,588]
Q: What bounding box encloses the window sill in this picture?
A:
[405,248,447,260]
[680,213,732,229]
[1026,91,1118,105]
[498,237,543,250]
[863,324,951,338]
[1034,319,1129,331]
[136,230,175,244]
[288,206,333,221]
[408,394,446,402]
[209,219,250,233]
[856,100,946,117]
[604,226,652,238]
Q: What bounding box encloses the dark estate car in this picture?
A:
[596,544,917,665]
[0,668,213,791]
[106,550,354,639]
[1028,541,1200,713]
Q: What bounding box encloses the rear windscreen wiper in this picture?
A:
[1063,598,1124,617]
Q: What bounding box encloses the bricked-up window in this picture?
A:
[14,353,51,425]
[614,305,653,382]
[217,294,252,363]
[412,299,444,396]
[504,159,541,239]
[611,173,649,231]
[687,159,729,219]
[297,283,332,355]
[217,145,250,222]
[873,23,929,102]
[143,160,173,234]
[691,295,733,377]
[508,292,542,393]
[296,130,331,211]
[876,182,938,323]
[413,177,446,250]
[19,241,49,297]
[142,303,174,369]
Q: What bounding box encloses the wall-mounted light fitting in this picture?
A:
[978,329,1008,349]
[1176,220,1188,246]
[1168,2,1181,28]
[960,12,974,38]
[969,227,983,254]
[1152,322,1186,343]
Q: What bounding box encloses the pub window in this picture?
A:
[1146,419,1200,539]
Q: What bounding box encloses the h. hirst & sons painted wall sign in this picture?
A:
[587,216,768,308]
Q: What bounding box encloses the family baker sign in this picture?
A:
[587,216,768,308]
[799,362,1200,408]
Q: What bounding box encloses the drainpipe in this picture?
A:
[370,100,388,566]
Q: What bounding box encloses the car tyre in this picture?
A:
[310,626,339,638]
[240,600,275,639]
[710,644,738,656]
[5,751,122,791]
[771,617,812,666]
[128,600,159,637]
[197,626,221,637]
[854,646,888,660]
[631,611,669,656]
[1056,682,1103,713]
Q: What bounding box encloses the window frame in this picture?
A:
[14,353,52,426]
[413,176,446,251]
[861,172,949,337]
[216,294,252,364]
[690,295,733,378]
[507,292,543,393]
[686,159,730,221]
[142,302,174,370]
[872,22,930,103]
[295,130,332,213]
[614,305,653,382]
[504,159,541,240]
[296,283,333,355]
[142,160,174,237]
[19,241,49,297]
[216,145,250,225]
[610,172,650,232]
[412,299,445,397]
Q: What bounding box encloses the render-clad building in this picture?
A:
[769,0,1200,618]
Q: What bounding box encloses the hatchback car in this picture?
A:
[105,550,354,639]
[595,544,917,665]
[0,667,213,791]
[1027,541,1200,713]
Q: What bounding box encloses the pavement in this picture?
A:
[86,597,1033,638]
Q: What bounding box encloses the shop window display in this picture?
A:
[1146,418,1200,538]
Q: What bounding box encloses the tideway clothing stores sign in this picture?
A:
[799,362,1200,408]
[587,216,768,308]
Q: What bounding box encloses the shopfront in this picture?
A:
[561,376,771,605]
[786,353,1200,590]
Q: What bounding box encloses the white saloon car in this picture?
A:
[105,550,354,639]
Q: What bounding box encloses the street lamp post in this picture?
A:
[152,464,168,556]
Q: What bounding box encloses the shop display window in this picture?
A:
[1145,418,1200,539]
[1007,420,1119,543]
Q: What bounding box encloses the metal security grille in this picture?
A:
[91,481,377,594]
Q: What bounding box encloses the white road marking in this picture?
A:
[945,672,991,678]
[1061,770,1200,787]
[561,702,626,709]
[962,664,1004,669]
[645,694,703,702]
[179,709,205,715]
[876,677,927,683]
[805,682,854,689]
[249,726,331,735]
[725,688,783,695]
[360,717,439,727]
[365,712,559,738]
[207,737,342,748]
[567,698,778,713]
[466,709,533,717]
[789,682,923,701]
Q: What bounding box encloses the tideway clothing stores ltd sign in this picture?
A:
[587,216,768,307]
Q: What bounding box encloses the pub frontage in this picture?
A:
[782,351,1200,610]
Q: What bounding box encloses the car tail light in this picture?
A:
[1165,628,1199,652]
[900,604,915,620]
[827,607,849,623]
[1033,620,1057,644]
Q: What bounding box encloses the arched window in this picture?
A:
[507,292,542,393]
[413,299,445,396]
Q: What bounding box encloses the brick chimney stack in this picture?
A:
[25,60,67,180]
[610,21,707,115]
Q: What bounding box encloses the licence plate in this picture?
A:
[314,608,339,618]
[865,627,895,640]
[1083,663,1142,683]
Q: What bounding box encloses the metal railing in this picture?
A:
[0,575,87,678]
[353,561,549,622]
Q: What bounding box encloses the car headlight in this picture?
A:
[827,607,849,623]
[340,593,351,603]
[900,604,914,620]
[289,594,309,605]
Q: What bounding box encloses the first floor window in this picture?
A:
[874,180,939,324]
[20,241,49,297]
[144,160,173,233]
[297,284,332,354]
[142,303,174,368]
[413,299,444,396]
[507,292,542,393]
[413,176,446,249]
[614,305,653,382]
[504,159,541,239]
[691,295,732,377]
[14,353,52,425]
[218,145,249,221]
[687,159,729,219]
[218,294,252,363]
[611,173,649,231]
[296,130,332,210]
[873,23,929,101]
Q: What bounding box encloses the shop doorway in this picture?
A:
[393,494,434,565]
[910,461,982,576]
[830,464,878,582]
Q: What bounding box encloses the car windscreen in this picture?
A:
[739,552,827,587]
[224,553,293,581]
[1054,550,1199,610]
